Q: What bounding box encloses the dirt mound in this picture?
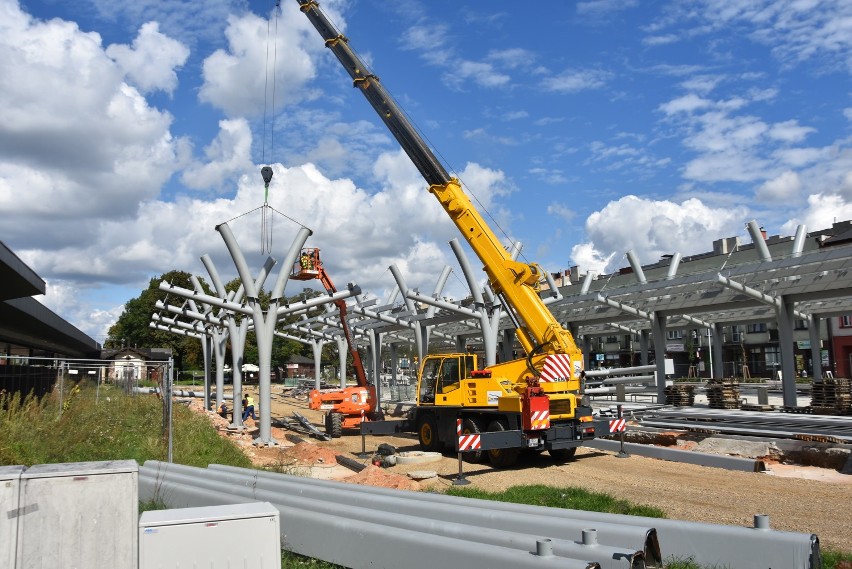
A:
[344,464,422,491]
[284,442,340,465]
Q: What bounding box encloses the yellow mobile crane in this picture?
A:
[297,0,610,466]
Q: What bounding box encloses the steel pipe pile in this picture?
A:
[139,462,610,569]
[140,460,819,568]
[640,408,852,443]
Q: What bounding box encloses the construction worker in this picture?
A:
[242,394,257,421]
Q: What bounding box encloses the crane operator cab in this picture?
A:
[417,354,474,406]
[291,248,322,281]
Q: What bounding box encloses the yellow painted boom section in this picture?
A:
[431,179,583,363]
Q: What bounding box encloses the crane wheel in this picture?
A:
[486,419,519,468]
[549,447,577,463]
[461,417,485,463]
[417,414,441,452]
[325,412,343,438]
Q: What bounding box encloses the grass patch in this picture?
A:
[281,551,343,568]
[4,382,847,569]
[446,484,666,518]
[822,549,852,569]
[0,381,250,468]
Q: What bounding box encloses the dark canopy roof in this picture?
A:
[0,241,99,358]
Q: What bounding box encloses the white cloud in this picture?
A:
[571,195,748,273]
[659,93,712,115]
[532,168,569,185]
[487,48,535,69]
[577,0,639,18]
[0,2,188,249]
[181,118,254,192]
[446,60,510,89]
[36,280,125,342]
[796,193,852,232]
[768,119,816,143]
[547,202,576,221]
[756,170,801,201]
[542,68,611,93]
[199,9,324,117]
[569,242,615,276]
[105,22,189,95]
[650,0,852,72]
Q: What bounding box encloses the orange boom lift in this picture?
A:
[291,248,377,437]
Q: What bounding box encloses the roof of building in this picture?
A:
[0,241,44,301]
[101,347,173,362]
[0,241,99,358]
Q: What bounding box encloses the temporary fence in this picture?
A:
[0,355,175,458]
[139,459,820,569]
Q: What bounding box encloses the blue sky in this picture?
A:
[1,0,851,343]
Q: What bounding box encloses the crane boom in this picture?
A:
[296,0,582,370]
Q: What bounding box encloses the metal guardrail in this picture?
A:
[139,460,819,569]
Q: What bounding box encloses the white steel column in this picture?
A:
[651,312,668,404]
[808,314,823,381]
[777,295,798,407]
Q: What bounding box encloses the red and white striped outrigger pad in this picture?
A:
[539,354,578,382]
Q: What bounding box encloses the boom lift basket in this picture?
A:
[292,248,321,281]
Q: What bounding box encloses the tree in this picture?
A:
[106,271,212,370]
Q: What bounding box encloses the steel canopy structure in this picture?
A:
[298,222,852,408]
[159,219,852,410]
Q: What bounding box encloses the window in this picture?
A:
[840,315,852,328]
[438,358,460,394]
[418,359,441,403]
[794,319,809,330]
[666,330,683,340]
[730,325,743,343]
[747,323,767,333]
[605,336,619,344]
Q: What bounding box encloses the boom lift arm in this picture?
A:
[292,249,378,436]
[292,248,369,387]
[296,0,583,376]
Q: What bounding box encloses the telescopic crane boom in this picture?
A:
[296,0,607,466]
[296,1,582,373]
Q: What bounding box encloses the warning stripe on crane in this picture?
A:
[529,410,550,430]
[456,418,481,451]
[539,354,573,382]
[609,418,626,433]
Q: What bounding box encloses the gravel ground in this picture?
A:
[244,390,852,552]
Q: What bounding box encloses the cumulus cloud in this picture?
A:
[658,88,826,185]
[756,170,801,201]
[181,118,254,192]
[570,195,748,274]
[798,193,852,232]
[105,22,189,94]
[199,9,325,117]
[0,2,188,250]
